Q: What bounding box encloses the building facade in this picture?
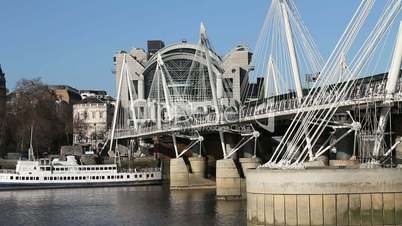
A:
[113,40,252,107]
[49,85,82,104]
[73,98,114,148]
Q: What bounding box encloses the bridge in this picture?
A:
[108,0,402,168]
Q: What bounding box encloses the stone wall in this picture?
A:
[247,168,402,225]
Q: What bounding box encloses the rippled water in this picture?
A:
[0,186,246,226]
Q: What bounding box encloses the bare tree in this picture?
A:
[4,78,73,157]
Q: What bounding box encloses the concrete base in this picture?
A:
[170,157,215,190]
[216,158,260,200]
[216,159,241,199]
[170,158,189,188]
[329,159,360,168]
[247,168,402,226]
[240,158,260,198]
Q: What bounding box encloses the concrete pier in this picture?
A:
[169,157,215,189]
[170,158,189,188]
[240,158,260,198]
[247,168,402,225]
[188,157,206,184]
[216,159,241,199]
[216,158,260,200]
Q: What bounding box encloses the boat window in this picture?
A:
[95,167,99,170]
[139,174,142,178]
[46,167,51,171]
[10,176,13,180]
[36,177,39,180]
[63,177,66,180]
[151,174,154,178]
[95,176,99,180]
[90,167,94,170]
[107,176,110,179]
[108,167,112,170]
[44,177,47,180]
[146,174,149,178]
[50,177,53,180]
[135,175,137,178]
[111,176,114,179]
[34,167,36,170]
[30,177,33,180]
[67,177,71,180]
[112,167,116,170]
[16,176,19,180]
[101,176,105,179]
[127,175,130,179]
[60,168,64,171]
[64,168,68,171]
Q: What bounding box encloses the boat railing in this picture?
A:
[119,167,161,173]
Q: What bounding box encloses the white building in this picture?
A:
[73,98,114,148]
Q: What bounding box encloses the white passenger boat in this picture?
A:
[0,156,162,189]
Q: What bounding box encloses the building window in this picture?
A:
[99,112,103,119]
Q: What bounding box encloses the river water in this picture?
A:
[0,186,246,226]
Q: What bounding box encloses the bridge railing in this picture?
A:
[114,79,402,138]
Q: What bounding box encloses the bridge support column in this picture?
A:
[333,129,354,157]
[216,157,260,200]
[188,157,206,184]
[216,159,241,199]
[396,136,402,164]
[170,157,214,190]
[239,158,260,198]
[325,129,360,167]
[170,158,189,188]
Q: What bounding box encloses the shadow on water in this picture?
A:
[0,185,246,226]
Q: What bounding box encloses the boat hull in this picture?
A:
[0,179,162,191]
